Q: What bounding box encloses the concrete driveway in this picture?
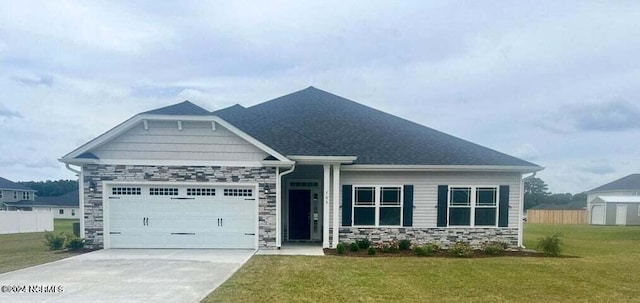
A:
[0,249,255,303]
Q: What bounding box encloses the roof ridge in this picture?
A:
[143,100,211,116]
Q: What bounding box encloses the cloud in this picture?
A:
[23,158,60,169]
[538,98,640,133]
[10,74,54,87]
[513,143,540,161]
[130,85,189,98]
[573,98,640,131]
[0,103,22,118]
[578,160,617,175]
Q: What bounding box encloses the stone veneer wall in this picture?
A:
[82,165,276,249]
[339,227,519,249]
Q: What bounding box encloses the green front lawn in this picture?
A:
[0,219,80,274]
[205,224,640,302]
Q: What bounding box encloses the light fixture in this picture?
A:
[88,180,96,192]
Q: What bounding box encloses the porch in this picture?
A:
[277,161,347,249]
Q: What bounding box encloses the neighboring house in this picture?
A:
[587,174,640,225]
[4,190,80,219]
[59,87,542,250]
[0,177,37,210]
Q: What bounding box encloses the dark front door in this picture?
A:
[289,189,311,240]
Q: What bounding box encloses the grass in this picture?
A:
[204,224,640,302]
[0,219,80,274]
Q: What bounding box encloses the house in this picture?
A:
[4,190,80,219]
[59,87,542,250]
[587,174,640,225]
[0,177,37,210]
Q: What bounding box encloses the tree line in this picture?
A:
[524,177,586,210]
[18,180,78,197]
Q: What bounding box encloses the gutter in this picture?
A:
[64,163,85,238]
[519,172,537,249]
[275,163,296,248]
[65,164,81,174]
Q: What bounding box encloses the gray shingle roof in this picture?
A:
[0,177,36,191]
[143,100,210,116]
[215,87,539,166]
[589,174,640,192]
[4,190,79,207]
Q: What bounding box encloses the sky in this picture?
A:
[0,1,639,194]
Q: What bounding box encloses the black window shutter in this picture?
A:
[402,185,414,227]
[437,185,448,227]
[498,185,510,227]
[342,185,352,226]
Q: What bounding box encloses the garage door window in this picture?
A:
[187,188,216,196]
[149,188,179,196]
[112,187,141,195]
[224,188,252,197]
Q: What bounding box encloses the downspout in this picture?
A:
[519,172,537,249]
[64,163,84,238]
[276,164,296,249]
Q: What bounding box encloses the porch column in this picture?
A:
[332,163,341,248]
[276,167,281,248]
[323,164,331,248]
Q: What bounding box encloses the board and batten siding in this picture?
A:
[92,120,268,161]
[337,170,523,229]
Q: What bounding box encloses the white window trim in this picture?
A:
[13,191,18,199]
[352,185,403,227]
[447,185,499,228]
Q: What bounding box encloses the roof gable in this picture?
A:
[143,101,211,115]
[589,174,640,192]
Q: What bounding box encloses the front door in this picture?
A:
[289,189,311,240]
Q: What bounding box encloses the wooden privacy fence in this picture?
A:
[527,209,588,225]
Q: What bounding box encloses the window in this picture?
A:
[72,209,76,216]
[353,186,403,226]
[448,186,498,227]
[354,187,375,225]
[186,188,215,196]
[59,209,64,215]
[289,181,319,187]
[112,187,141,195]
[149,187,178,196]
[13,191,18,199]
[23,192,30,200]
[0,191,3,199]
[224,188,253,197]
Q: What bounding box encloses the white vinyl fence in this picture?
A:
[0,210,54,234]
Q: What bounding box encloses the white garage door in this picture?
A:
[107,184,256,249]
[591,205,605,225]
